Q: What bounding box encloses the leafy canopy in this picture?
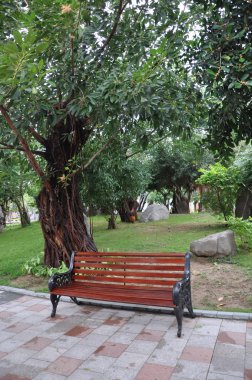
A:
[190,0,252,156]
[0,0,204,168]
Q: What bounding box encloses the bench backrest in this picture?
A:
[71,251,186,290]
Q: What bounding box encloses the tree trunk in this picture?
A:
[235,187,252,220]
[14,199,30,227]
[0,206,4,232]
[37,178,97,267]
[36,114,97,268]
[107,213,116,229]
[172,190,190,214]
[118,199,138,223]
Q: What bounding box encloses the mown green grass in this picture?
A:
[0,222,44,285]
[1,212,251,287]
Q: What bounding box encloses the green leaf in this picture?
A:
[241,73,249,81]
[13,31,23,46]
[234,82,242,89]
[206,69,216,77]
[246,80,252,86]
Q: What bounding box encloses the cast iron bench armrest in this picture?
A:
[48,252,75,291]
[48,270,72,291]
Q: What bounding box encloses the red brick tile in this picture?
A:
[4,323,32,333]
[15,296,33,303]
[22,337,52,351]
[136,363,174,380]
[0,351,7,359]
[64,326,93,337]
[0,311,15,319]
[44,315,67,322]
[104,317,126,326]
[217,331,246,346]
[180,346,213,363]
[81,306,101,314]
[245,369,252,380]
[95,341,128,357]
[26,304,48,312]
[0,375,30,380]
[47,356,83,376]
[136,329,165,342]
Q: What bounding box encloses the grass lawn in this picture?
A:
[0,212,227,286]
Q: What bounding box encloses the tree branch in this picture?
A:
[67,137,114,180]
[126,134,170,159]
[27,126,47,146]
[0,142,46,157]
[0,106,45,177]
[83,137,114,170]
[94,0,129,67]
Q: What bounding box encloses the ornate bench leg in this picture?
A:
[174,305,183,337]
[70,297,81,305]
[50,294,61,317]
[186,299,196,318]
[185,282,196,319]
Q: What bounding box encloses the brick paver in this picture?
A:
[0,290,251,379]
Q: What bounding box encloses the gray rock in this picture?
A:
[190,230,237,257]
[139,204,169,223]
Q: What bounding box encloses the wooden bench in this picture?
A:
[48,251,195,337]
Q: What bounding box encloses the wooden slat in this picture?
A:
[74,257,184,264]
[75,251,184,257]
[73,269,183,278]
[73,263,184,271]
[72,275,177,286]
[51,284,174,307]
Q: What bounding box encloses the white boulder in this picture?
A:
[190,230,237,257]
[139,204,169,223]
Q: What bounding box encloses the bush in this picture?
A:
[196,163,240,220]
[227,217,252,249]
[22,254,68,277]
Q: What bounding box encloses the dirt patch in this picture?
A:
[191,257,252,310]
[10,275,48,292]
[9,259,252,311]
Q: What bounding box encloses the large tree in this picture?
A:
[0,0,203,266]
[190,0,252,156]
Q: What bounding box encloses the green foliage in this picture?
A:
[196,162,241,220]
[22,254,68,277]
[234,144,252,187]
[190,0,252,156]
[148,139,214,202]
[81,142,150,217]
[227,216,252,249]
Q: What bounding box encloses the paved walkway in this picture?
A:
[0,289,251,380]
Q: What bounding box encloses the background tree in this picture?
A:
[234,144,252,219]
[0,151,37,227]
[148,139,213,213]
[196,162,240,221]
[0,0,204,266]
[190,0,252,156]
[81,140,149,229]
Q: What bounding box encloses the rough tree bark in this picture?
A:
[118,199,138,223]
[37,114,97,267]
[172,189,190,214]
[14,199,30,227]
[0,105,98,267]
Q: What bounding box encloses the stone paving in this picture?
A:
[0,290,251,380]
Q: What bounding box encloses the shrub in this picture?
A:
[227,217,252,249]
[22,254,68,277]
